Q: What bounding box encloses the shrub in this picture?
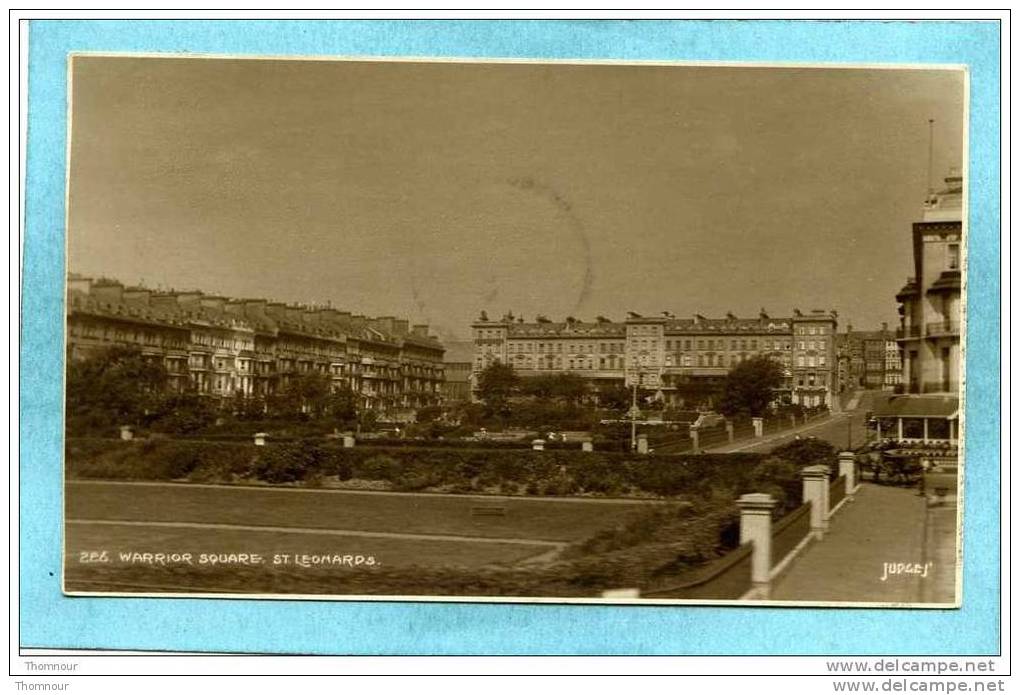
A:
[355,455,402,482]
[769,437,838,473]
[250,442,323,484]
[65,439,799,505]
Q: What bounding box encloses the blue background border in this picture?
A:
[20,19,1001,655]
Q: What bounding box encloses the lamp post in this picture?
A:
[628,370,643,452]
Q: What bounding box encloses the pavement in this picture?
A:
[769,483,959,605]
[920,501,961,604]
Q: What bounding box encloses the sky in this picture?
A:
[67,56,965,342]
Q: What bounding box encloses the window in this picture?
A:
[697,340,704,349]
[819,355,827,366]
[751,340,758,350]
[948,243,960,270]
[797,356,805,367]
[730,339,737,350]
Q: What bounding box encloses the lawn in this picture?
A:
[65,521,550,573]
[66,480,661,543]
[64,480,669,593]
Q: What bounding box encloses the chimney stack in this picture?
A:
[150,293,179,311]
[91,280,124,305]
[372,316,396,335]
[265,303,288,321]
[174,291,203,307]
[199,295,226,312]
[67,276,93,295]
[244,299,269,321]
[123,287,151,307]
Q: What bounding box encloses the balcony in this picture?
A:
[896,325,922,340]
[925,320,960,338]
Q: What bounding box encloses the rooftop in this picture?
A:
[66,275,443,351]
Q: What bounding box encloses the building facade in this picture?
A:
[471,309,838,409]
[873,170,962,445]
[894,172,963,395]
[442,362,473,403]
[835,325,903,394]
[66,276,445,414]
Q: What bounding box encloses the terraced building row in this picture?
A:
[66,275,445,414]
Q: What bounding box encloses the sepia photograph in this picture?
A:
[61,54,965,605]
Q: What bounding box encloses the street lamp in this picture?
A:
[629,369,644,452]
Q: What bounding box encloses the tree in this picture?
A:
[326,386,359,425]
[148,391,219,434]
[598,384,633,412]
[520,373,588,405]
[415,404,444,423]
[718,356,784,418]
[269,372,332,420]
[475,361,519,416]
[66,345,168,432]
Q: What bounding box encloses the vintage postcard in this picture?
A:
[62,54,966,606]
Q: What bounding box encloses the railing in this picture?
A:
[896,325,922,339]
[641,543,753,600]
[925,320,960,337]
[771,503,812,569]
[829,475,847,509]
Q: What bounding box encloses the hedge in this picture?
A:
[64,437,804,505]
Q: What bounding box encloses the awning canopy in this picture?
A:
[872,394,959,420]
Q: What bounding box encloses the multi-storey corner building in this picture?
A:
[471,309,838,409]
[66,276,445,414]
[874,170,962,445]
[894,172,963,395]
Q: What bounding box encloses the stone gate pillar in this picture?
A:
[838,451,857,500]
[801,465,830,539]
[738,493,777,599]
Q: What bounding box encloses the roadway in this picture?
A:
[707,391,881,454]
